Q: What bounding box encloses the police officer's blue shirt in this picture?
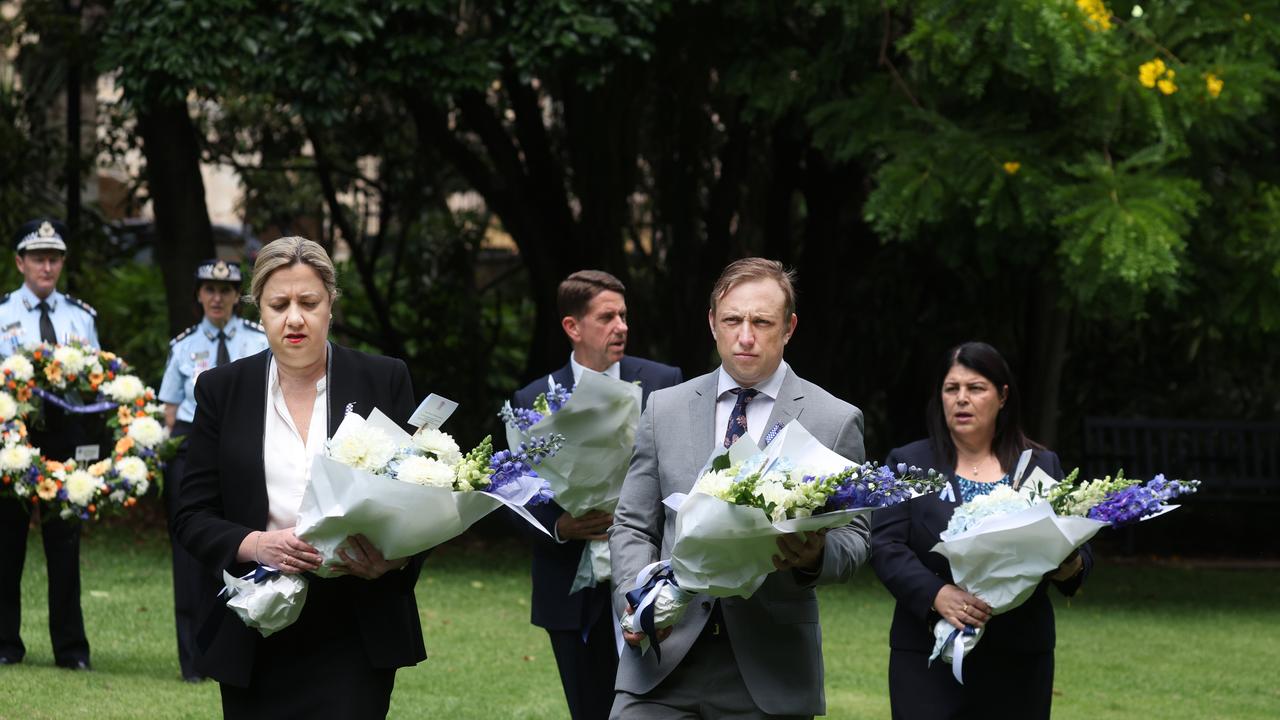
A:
[0,284,99,358]
[160,316,268,423]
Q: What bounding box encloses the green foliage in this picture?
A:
[78,263,172,386]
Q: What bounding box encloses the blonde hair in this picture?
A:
[709,258,797,316]
[247,236,340,306]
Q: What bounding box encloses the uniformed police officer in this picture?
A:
[0,218,98,671]
[158,258,266,682]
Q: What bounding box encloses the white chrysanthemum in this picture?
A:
[109,489,126,504]
[126,416,165,449]
[0,444,33,472]
[692,468,735,500]
[327,426,398,473]
[101,375,146,403]
[53,346,88,375]
[0,392,16,422]
[134,478,150,496]
[0,355,33,382]
[396,455,457,488]
[13,481,30,497]
[64,469,99,506]
[115,456,148,485]
[412,428,463,465]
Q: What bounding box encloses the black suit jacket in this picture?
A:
[870,439,1093,654]
[512,355,683,631]
[172,343,427,687]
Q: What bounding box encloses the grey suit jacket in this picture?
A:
[609,367,868,716]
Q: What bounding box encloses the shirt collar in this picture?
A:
[201,317,237,341]
[569,351,621,386]
[17,284,59,312]
[716,360,789,401]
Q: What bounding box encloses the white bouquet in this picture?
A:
[502,372,643,592]
[928,460,1198,682]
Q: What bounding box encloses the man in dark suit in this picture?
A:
[512,270,682,720]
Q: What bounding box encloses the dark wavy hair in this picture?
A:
[925,341,1042,476]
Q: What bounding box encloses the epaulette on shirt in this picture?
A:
[242,319,265,333]
[63,294,97,317]
[170,324,199,346]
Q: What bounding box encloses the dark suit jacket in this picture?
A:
[870,438,1093,654]
[172,343,427,687]
[512,355,682,632]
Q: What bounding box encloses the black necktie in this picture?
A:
[36,301,56,344]
[216,331,230,367]
[722,388,759,448]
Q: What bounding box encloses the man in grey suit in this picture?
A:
[609,258,869,719]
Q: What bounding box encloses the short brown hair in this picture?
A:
[247,236,340,306]
[557,270,626,318]
[709,258,797,316]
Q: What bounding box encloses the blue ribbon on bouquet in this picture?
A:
[940,625,977,684]
[31,387,119,415]
[625,560,679,662]
[216,563,282,598]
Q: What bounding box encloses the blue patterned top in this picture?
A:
[954,474,1012,504]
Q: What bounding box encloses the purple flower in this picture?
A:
[1085,474,1199,526]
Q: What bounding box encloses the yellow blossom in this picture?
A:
[1076,0,1113,31]
[1138,59,1167,88]
[1003,161,1021,175]
[1205,73,1224,99]
[1158,71,1177,95]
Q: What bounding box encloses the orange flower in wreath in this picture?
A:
[44,461,66,474]
[115,436,135,456]
[15,385,30,403]
[117,405,135,426]
[44,363,63,384]
[36,478,59,501]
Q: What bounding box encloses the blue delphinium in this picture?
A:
[499,382,573,433]
[816,462,945,513]
[486,433,565,505]
[1085,474,1199,526]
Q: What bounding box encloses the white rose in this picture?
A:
[0,444,33,471]
[0,392,16,422]
[64,469,99,506]
[53,346,88,375]
[327,426,398,473]
[396,455,457,488]
[115,456,149,485]
[1,355,33,382]
[412,428,462,465]
[102,375,147,403]
[126,417,165,449]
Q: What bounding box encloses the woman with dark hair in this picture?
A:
[870,341,1092,719]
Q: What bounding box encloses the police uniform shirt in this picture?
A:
[0,284,99,358]
[160,316,268,423]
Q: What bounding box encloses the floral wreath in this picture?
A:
[0,341,167,521]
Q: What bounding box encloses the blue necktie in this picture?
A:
[722,388,759,448]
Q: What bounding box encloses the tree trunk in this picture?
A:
[137,98,215,336]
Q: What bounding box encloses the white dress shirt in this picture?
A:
[569,351,621,386]
[714,360,790,448]
[262,357,328,531]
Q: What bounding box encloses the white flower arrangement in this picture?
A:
[327,425,399,473]
[395,454,456,488]
[125,416,165,449]
[101,375,147,404]
[0,355,33,382]
[939,485,1032,540]
[63,469,100,506]
[0,443,33,472]
[52,345,88,375]
[412,427,463,465]
[114,456,149,485]
[0,392,16,422]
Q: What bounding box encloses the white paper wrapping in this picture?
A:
[222,569,309,638]
[664,421,864,599]
[505,372,642,516]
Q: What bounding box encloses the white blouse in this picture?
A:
[263,357,328,531]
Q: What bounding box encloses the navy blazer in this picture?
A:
[172,343,427,687]
[512,355,683,632]
[870,439,1093,654]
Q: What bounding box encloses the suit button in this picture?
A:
[701,601,711,611]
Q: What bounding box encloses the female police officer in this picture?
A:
[158,259,267,682]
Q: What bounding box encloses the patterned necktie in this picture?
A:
[215,330,230,367]
[36,301,57,344]
[722,388,759,448]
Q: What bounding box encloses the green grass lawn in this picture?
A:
[2,524,1278,719]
